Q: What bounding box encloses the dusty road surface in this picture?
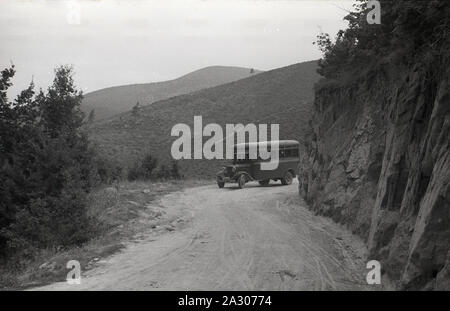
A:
[34,181,372,290]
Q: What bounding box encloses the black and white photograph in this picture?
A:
[0,0,449,296]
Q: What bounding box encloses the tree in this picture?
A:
[313,0,398,79]
[127,153,159,181]
[141,153,158,179]
[38,65,84,137]
[131,101,140,116]
[0,65,97,259]
[311,1,450,79]
[170,160,181,179]
[87,109,95,123]
[0,65,19,253]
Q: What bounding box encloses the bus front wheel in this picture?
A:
[237,175,246,189]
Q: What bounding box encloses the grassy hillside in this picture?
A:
[89,60,320,178]
[82,66,261,120]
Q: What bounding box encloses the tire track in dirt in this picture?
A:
[32,181,373,291]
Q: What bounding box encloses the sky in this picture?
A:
[0,0,355,98]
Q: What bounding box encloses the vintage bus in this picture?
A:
[216,140,300,189]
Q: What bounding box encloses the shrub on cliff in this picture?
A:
[315,0,450,79]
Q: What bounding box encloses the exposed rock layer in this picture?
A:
[299,62,449,290]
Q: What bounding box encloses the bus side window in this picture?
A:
[287,149,293,157]
[283,148,298,158]
[284,148,291,158]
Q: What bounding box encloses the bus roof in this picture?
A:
[234,140,300,149]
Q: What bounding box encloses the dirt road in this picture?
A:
[34,181,372,290]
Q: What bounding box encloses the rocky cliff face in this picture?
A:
[299,60,450,289]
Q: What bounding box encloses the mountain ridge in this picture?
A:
[82,66,262,120]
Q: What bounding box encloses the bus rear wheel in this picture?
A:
[258,179,270,186]
[281,172,293,185]
[217,181,225,188]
